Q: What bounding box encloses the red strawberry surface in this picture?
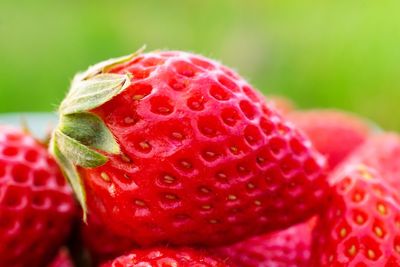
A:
[312,164,400,266]
[344,133,400,189]
[213,220,314,267]
[0,126,77,267]
[288,110,371,170]
[48,248,74,267]
[82,214,137,262]
[101,247,231,267]
[51,50,329,246]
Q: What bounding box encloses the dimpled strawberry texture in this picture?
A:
[344,133,400,189]
[213,220,314,267]
[0,126,76,267]
[101,248,231,267]
[312,165,400,266]
[82,51,329,246]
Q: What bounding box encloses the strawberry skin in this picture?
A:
[213,220,314,267]
[0,126,77,267]
[52,50,329,246]
[344,133,400,189]
[288,110,371,170]
[101,247,231,267]
[82,214,137,262]
[312,164,400,266]
[48,248,74,267]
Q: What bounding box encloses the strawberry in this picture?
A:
[288,110,371,170]
[0,126,77,267]
[50,49,329,246]
[312,164,400,266]
[48,248,74,267]
[213,220,314,267]
[344,133,400,189]
[100,247,231,267]
[82,214,137,262]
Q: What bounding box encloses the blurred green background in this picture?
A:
[1,1,400,129]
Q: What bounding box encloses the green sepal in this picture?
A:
[77,46,145,81]
[51,47,146,220]
[50,135,88,222]
[60,73,132,115]
[60,112,120,155]
[54,130,108,168]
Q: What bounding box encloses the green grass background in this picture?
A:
[1,1,400,130]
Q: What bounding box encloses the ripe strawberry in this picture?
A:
[50,49,329,246]
[101,247,231,267]
[0,126,77,267]
[312,164,400,266]
[344,133,400,189]
[288,110,371,170]
[48,248,74,267]
[82,214,137,262]
[213,220,314,267]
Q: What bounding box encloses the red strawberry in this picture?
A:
[48,248,74,267]
[0,126,77,267]
[213,220,314,267]
[50,50,329,246]
[344,133,400,189]
[101,247,231,267]
[288,110,371,170]
[82,214,137,262]
[312,164,400,266]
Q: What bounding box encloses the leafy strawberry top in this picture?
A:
[50,48,144,219]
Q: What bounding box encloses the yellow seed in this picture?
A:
[101,172,111,182]
[133,94,145,100]
[120,153,131,163]
[171,132,184,140]
[395,244,400,254]
[180,161,192,169]
[205,151,216,157]
[348,245,357,256]
[353,193,363,202]
[124,117,136,124]
[257,157,265,164]
[340,228,347,238]
[355,215,365,225]
[228,195,237,201]
[202,205,212,210]
[209,219,218,224]
[230,146,238,153]
[254,200,262,206]
[358,164,373,180]
[165,194,177,200]
[217,172,227,179]
[247,183,255,189]
[377,203,387,215]
[200,187,210,194]
[367,249,376,260]
[139,141,150,150]
[374,226,384,238]
[163,175,175,184]
[135,200,146,207]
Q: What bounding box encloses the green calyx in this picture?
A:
[50,48,144,220]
